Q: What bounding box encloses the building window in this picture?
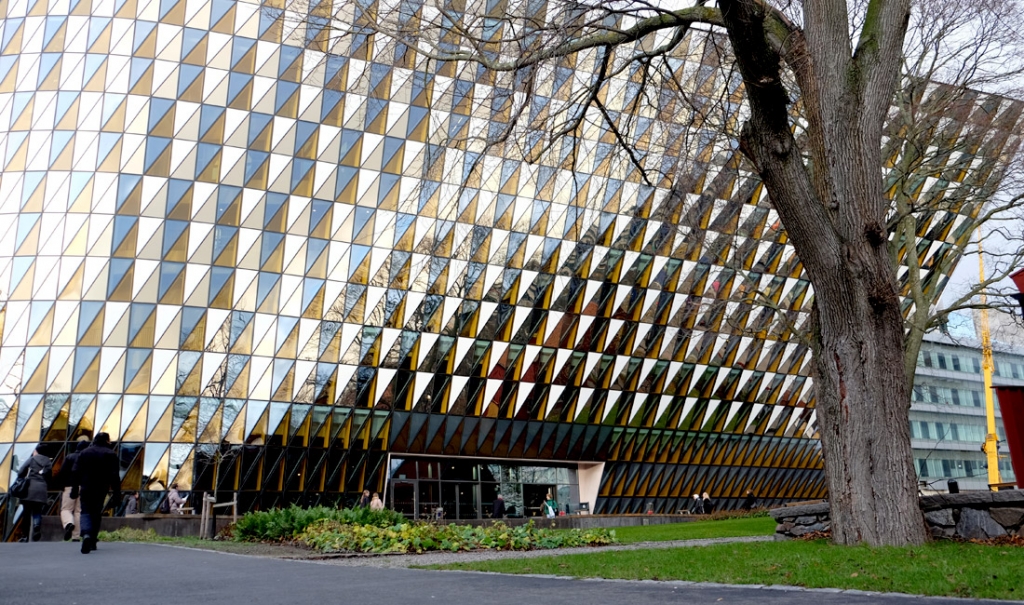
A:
[918,459,929,477]
[923,352,933,368]
[951,389,960,406]
[1013,364,1021,380]
[929,386,939,403]
[972,391,982,407]
[951,355,961,371]
[972,358,981,373]
[920,421,930,439]
[942,459,952,476]
[937,354,947,370]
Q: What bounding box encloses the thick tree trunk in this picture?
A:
[811,251,928,546]
[717,0,926,548]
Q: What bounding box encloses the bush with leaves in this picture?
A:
[703,508,772,521]
[232,505,406,542]
[298,520,616,554]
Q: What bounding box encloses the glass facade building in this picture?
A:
[0,0,1021,535]
[912,332,1021,492]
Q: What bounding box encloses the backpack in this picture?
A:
[159,496,171,514]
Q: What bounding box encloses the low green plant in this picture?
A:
[98,527,161,542]
[232,505,406,542]
[298,519,616,554]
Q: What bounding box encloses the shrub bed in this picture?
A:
[233,505,406,542]
[298,519,616,554]
[99,527,162,542]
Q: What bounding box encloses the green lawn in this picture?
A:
[611,516,776,543]
[431,540,1024,600]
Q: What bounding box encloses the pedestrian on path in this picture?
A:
[72,432,121,554]
[691,493,704,515]
[359,489,371,508]
[702,491,714,514]
[56,439,89,541]
[15,445,53,542]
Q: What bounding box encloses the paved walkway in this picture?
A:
[2,542,1018,605]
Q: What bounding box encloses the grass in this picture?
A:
[611,516,775,543]
[430,539,1024,600]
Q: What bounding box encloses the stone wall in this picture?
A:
[770,491,1024,540]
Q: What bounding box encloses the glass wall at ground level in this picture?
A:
[386,456,581,520]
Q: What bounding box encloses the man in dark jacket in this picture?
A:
[492,494,506,519]
[56,438,89,541]
[72,432,121,554]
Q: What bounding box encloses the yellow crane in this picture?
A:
[976,239,1001,488]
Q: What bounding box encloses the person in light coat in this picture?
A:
[16,445,53,542]
[56,439,90,541]
[167,483,186,514]
[369,492,384,511]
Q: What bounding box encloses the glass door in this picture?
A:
[457,483,480,519]
[391,480,416,519]
[441,482,458,520]
[418,480,441,519]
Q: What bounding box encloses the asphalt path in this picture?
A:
[0,542,1017,605]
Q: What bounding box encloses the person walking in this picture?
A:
[543,492,558,518]
[358,489,371,508]
[56,439,89,541]
[167,483,186,514]
[124,491,140,516]
[72,432,121,554]
[691,493,704,515]
[15,445,52,542]
[491,494,506,519]
[702,491,714,514]
[369,492,384,511]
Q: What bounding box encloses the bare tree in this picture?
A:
[266,0,1024,545]
[889,0,1024,380]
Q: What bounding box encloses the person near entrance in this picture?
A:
[492,494,506,519]
[543,492,558,518]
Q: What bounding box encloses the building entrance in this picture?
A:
[386,455,580,520]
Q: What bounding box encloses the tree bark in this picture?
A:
[718,0,928,546]
[811,252,928,546]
